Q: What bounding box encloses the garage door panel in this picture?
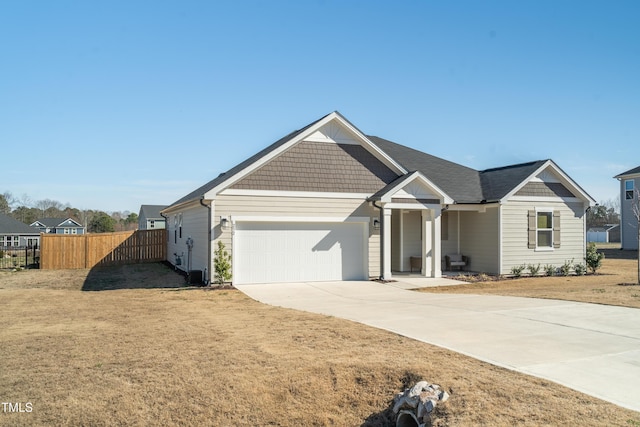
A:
[234,222,366,284]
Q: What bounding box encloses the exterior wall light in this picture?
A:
[220,217,230,230]
[373,218,380,230]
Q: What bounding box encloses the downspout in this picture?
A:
[160,211,169,263]
[200,197,211,285]
[585,205,592,262]
[371,200,384,280]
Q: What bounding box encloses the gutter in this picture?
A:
[199,196,212,285]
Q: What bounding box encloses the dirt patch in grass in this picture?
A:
[424,256,640,309]
[1,263,639,426]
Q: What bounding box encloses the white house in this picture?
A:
[163,112,595,285]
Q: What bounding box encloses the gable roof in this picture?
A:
[165,112,594,210]
[139,205,167,219]
[615,166,640,178]
[479,160,549,202]
[167,114,330,209]
[0,213,41,235]
[368,170,455,204]
[368,136,484,203]
[32,218,82,228]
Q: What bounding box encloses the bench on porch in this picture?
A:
[409,256,422,273]
[445,254,469,271]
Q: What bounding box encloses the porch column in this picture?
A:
[432,208,442,278]
[421,210,432,277]
[382,207,392,280]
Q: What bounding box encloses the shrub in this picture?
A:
[213,241,232,285]
[573,262,586,276]
[560,259,573,276]
[527,264,541,277]
[510,264,526,278]
[544,264,556,277]
[585,242,605,274]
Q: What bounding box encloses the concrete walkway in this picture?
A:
[236,280,640,412]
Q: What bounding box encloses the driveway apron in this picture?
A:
[236,280,640,412]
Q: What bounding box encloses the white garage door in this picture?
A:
[234,221,367,284]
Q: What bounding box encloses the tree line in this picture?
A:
[1,191,138,233]
[586,198,620,228]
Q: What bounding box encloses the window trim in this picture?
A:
[536,209,554,251]
[528,208,560,251]
[625,179,635,200]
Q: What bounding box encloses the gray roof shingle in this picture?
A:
[0,213,41,234]
[165,113,578,209]
[479,160,548,202]
[140,205,167,219]
[167,113,330,209]
[615,166,640,178]
[367,136,484,203]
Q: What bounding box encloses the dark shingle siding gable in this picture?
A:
[515,182,575,198]
[167,115,329,207]
[479,161,547,202]
[231,141,399,193]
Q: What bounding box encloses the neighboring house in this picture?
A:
[162,112,595,284]
[587,224,620,243]
[0,213,41,247]
[30,218,85,235]
[138,205,167,230]
[615,166,640,250]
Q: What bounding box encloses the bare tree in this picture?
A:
[34,199,65,218]
[0,192,12,214]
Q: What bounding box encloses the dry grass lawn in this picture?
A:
[1,260,639,426]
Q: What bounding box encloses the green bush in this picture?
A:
[527,263,541,276]
[573,262,586,276]
[510,264,526,278]
[544,264,556,277]
[560,259,573,276]
[213,241,232,285]
[585,242,605,274]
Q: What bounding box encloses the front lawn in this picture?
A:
[1,262,639,426]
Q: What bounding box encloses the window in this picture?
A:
[528,209,560,250]
[149,220,155,229]
[626,180,635,200]
[1,236,19,247]
[537,211,553,248]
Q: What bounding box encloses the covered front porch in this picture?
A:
[369,170,455,281]
[380,206,443,280]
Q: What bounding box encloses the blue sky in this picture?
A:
[2,1,639,213]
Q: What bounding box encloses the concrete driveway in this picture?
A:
[236,280,640,412]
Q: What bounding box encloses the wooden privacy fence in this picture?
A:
[40,229,167,269]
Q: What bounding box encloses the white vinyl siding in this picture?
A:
[214,195,379,279]
[441,211,459,257]
[402,211,422,272]
[165,203,210,274]
[458,208,500,274]
[502,200,586,274]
